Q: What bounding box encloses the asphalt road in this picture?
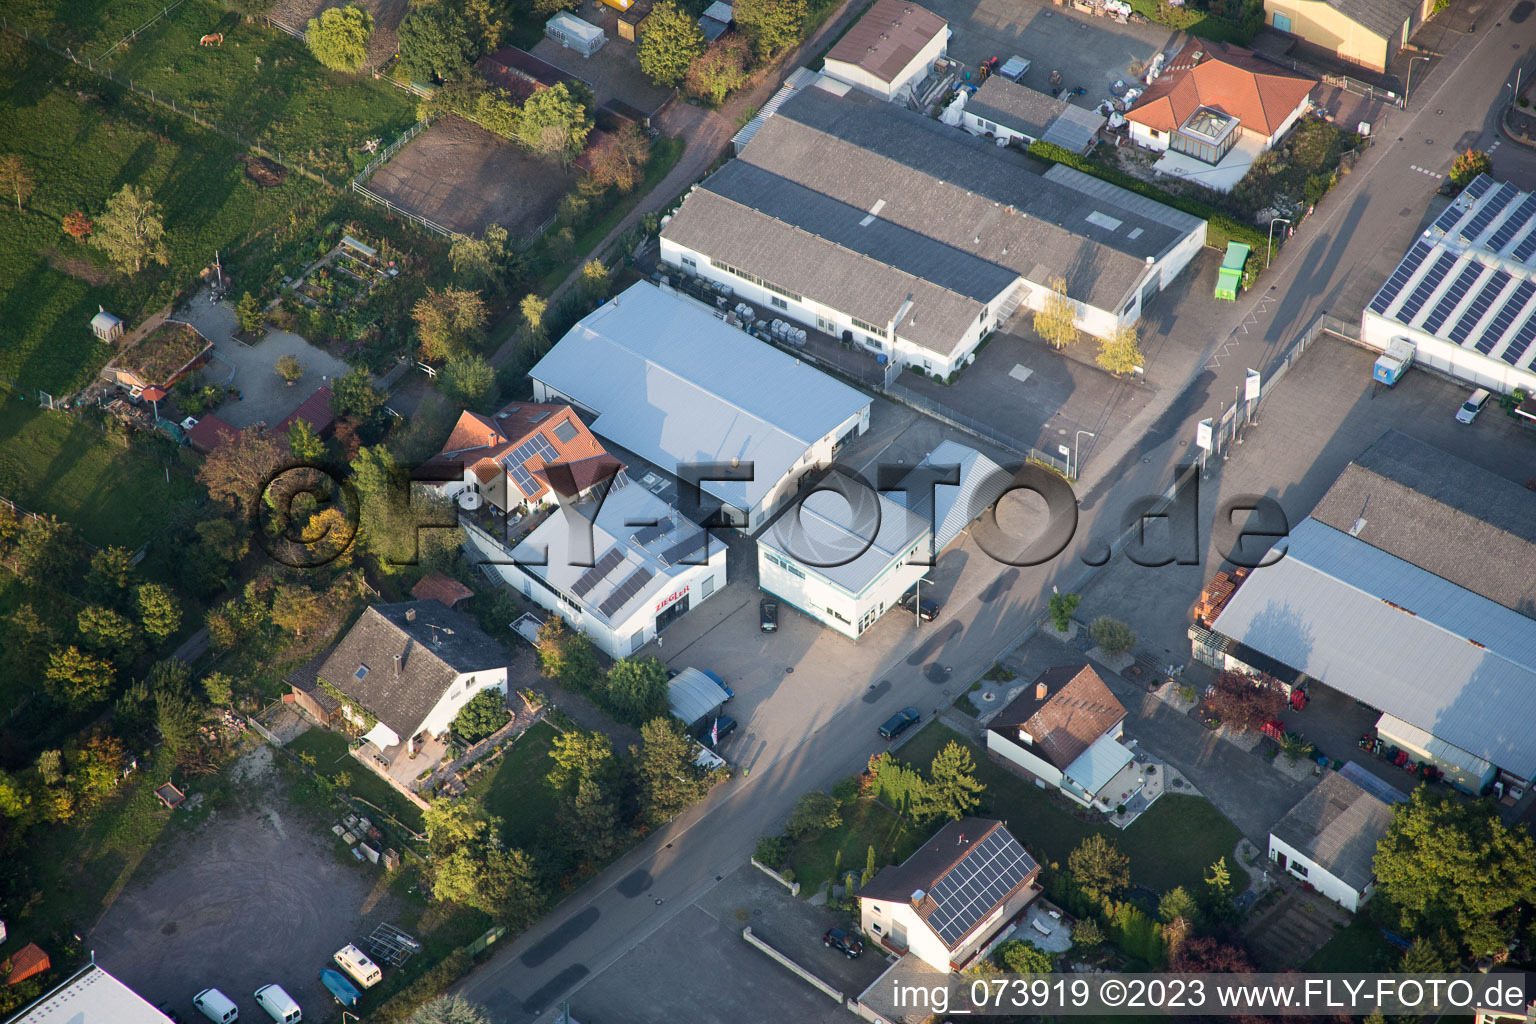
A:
[457,5,1536,1019]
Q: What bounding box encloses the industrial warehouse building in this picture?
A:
[1194,431,1536,796]
[1361,174,1536,395]
[893,440,1013,556]
[530,283,871,531]
[1262,0,1431,73]
[7,963,174,1024]
[659,84,1207,376]
[821,0,949,102]
[468,476,727,660]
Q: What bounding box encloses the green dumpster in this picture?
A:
[1214,241,1251,301]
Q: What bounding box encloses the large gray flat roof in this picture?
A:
[1270,773,1394,893]
[1211,517,1536,777]
[759,475,929,596]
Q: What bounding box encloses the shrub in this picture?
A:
[831,776,861,805]
[785,790,842,840]
[1089,616,1136,655]
[1048,591,1081,631]
[755,834,790,868]
[371,950,472,1024]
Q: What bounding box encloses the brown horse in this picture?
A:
[199,32,223,46]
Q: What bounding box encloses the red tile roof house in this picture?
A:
[1125,41,1317,165]
[411,401,624,515]
[984,665,1146,813]
[859,818,1041,972]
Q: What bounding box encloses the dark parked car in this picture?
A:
[702,668,734,701]
[900,587,941,621]
[879,707,921,740]
[823,928,865,958]
[698,714,737,747]
[760,599,778,632]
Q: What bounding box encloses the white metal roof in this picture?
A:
[759,474,929,595]
[90,310,122,331]
[546,11,604,42]
[531,283,870,515]
[1211,517,1536,777]
[7,965,173,1024]
[1375,711,1494,778]
[668,667,730,726]
[731,68,817,153]
[1061,732,1134,796]
[896,440,1012,553]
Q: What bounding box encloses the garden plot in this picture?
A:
[364,115,577,239]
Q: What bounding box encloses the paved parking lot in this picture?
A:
[566,864,885,1023]
[90,747,403,1022]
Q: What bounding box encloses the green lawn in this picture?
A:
[898,723,1250,896]
[286,727,425,834]
[786,796,926,897]
[469,719,562,852]
[1302,913,1398,971]
[0,400,202,547]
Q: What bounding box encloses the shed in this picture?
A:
[185,413,240,455]
[91,308,124,343]
[667,667,730,728]
[617,0,652,41]
[1372,338,1414,386]
[545,12,606,56]
[4,943,51,986]
[1215,242,1250,300]
[698,14,728,40]
[701,0,734,21]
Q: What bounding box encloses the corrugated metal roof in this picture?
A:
[759,478,929,595]
[730,68,816,151]
[1061,732,1134,795]
[1376,712,1494,778]
[1211,517,1536,777]
[1040,104,1107,155]
[530,283,870,515]
[668,667,730,726]
[895,440,1011,552]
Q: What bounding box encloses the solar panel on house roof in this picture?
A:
[572,546,626,598]
[924,830,1039,945]
[1369,241,1433,314]
[1502,313,1536,365]
[1396,251,1459,323]
[1454,269,1512,348]
[1478,279,1536,352]
[1461,183,1518,241]
[1487,194,1536,251]
[660,531,709,566]
[1422,261,1484,334]
[598,566,654,617]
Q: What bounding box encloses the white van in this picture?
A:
[193,988,239,1024]
[333,944,382,988]
[253,985,300,1024]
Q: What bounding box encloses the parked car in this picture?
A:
[253,984,301,1024]
[1456,387,1491,423]
[899,588,941,621]
[702,668,734,701]
[192,989,238,1024]
[760,599,778,632]
[879,707,921,740]
[823,928,865,958]
[698,715,737,747]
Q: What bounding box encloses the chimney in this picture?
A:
[909,889,925,906]
[394,653,402,676]
[406,607,418,622]
[1035,680,1048,700]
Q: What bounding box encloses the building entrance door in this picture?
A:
[655,594,690,633]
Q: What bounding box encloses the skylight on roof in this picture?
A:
[355,665,369,679]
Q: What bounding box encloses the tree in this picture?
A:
[330,365,384,422]
[520,293,548,349]
[1069,834,1130,904]
[994,939,1056,974]
[1096,322,1144,376]
[275,353,306,383]
[547,729,617,793]
[269,582,324,636]
[863,843,879,886]
[398,4,475,83]
[463,0,506,53]
[1374,787,1536,957]
[1399,933,1452,973]
[156,684,205,755]
[413,286,489,361]
[6,604,55,681]
[78,605,142,662]
[535,616,601,693]
[1449,149,1493,187]
[1157,885,1199,925]
[69,732,127,808]
[638,1,705,87]
[45,646,116,708]
[454,688,511,742]
[197,428,285,514]
[1048,591,1080,632]
[136,583,181,643]
[1172,936,1254,973]
[604,656,670,725]
[236,292,264,335]
[733,0,805,59]
[1202,855,1238,923]
[1071,918,1106,952]
[587,124,651,193]
[579,259,611,302]
[450,224,522,295]
[63,211,93,240]
[633,716,713,825]
[15,515,78,583]
[1033,276,1079,350]
[88,546,137,603]
[93,184,170,273]
[912,740,984,822]
[202,671,234,707]
[410,995,494,1024]
[1089,616,1136,655]
[424,802,542,921]
[685,36,752,105]
[786,790,842,840]
[306,5,373,71]
[1205,670,1285,733]
[439,352,497,408]
[0,154,35,213]
[515,84,592,164]
[287,418,328,463]
[545,728,624,858]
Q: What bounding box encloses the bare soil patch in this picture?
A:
[364,115,577,239]
[44,250,113,286]
[245,155,289,187]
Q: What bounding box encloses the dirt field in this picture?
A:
[365,116,577,239]
[268,0,410,68]
[90,746,405,1021]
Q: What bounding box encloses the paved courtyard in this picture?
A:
[531,1,674,115]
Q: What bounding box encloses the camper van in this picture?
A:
[333,944,383,988]
[193,988,239,1024]
[253,985,301,1024]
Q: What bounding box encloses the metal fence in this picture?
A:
[351,181,459,239]
[352,118,431,187]
[94,0,190,62]
[1248,48,1405,109]
[885,381,1071,477]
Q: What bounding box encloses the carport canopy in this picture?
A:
[668,668,730,728]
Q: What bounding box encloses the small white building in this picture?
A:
[822,0,948,103]
[1268,772,1396,912]
[757,470,929,640]
[469,476,727,660]
[545,11,606,55]
[1361,173,1536,396]
[530,282,871,531]
[859,818,1040,972]
[961,77,1105,153]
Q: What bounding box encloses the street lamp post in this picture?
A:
[1405,55,1430,108]
[1266,217,1291,267]
[913,576,924,628]
[1073,430,1096,480]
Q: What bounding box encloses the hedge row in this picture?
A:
[370,950,473,1024]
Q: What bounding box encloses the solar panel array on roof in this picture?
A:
[1487,194,1536,251]
[1431,202,1466,235]
[1370,241,1432,314]
[1514,225,1536,263]
[1479,279,1536,352]
[598,566,654,617]
[1396,251,1458,323]
[630,520,676,546]
[1461,183,1517,242]
[506,433,559,495]
[660,531,709,566]
[571,546,626,597]
[1422,262,1483,334]
[1463,174,1495,200]
[1502,314,1536,365]
[1455,269,1512,348]
[924,829,1039,945]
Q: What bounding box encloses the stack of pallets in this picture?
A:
[1192,567,1249,625]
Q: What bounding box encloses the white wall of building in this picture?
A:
[961,110,1036,147]
[1360,311,1536,395]
[418,669,509,739]
[1129,121,1171,153]
[861,898,955,971]
[985,731,1065,788]
[758,537,928,641]
[1267,833,1369,912]
[824,28,948,101]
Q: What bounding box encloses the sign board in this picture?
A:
[1196,418,1213,451]
[1245,368,1262,401]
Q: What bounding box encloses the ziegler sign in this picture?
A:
[654,585,689,615]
